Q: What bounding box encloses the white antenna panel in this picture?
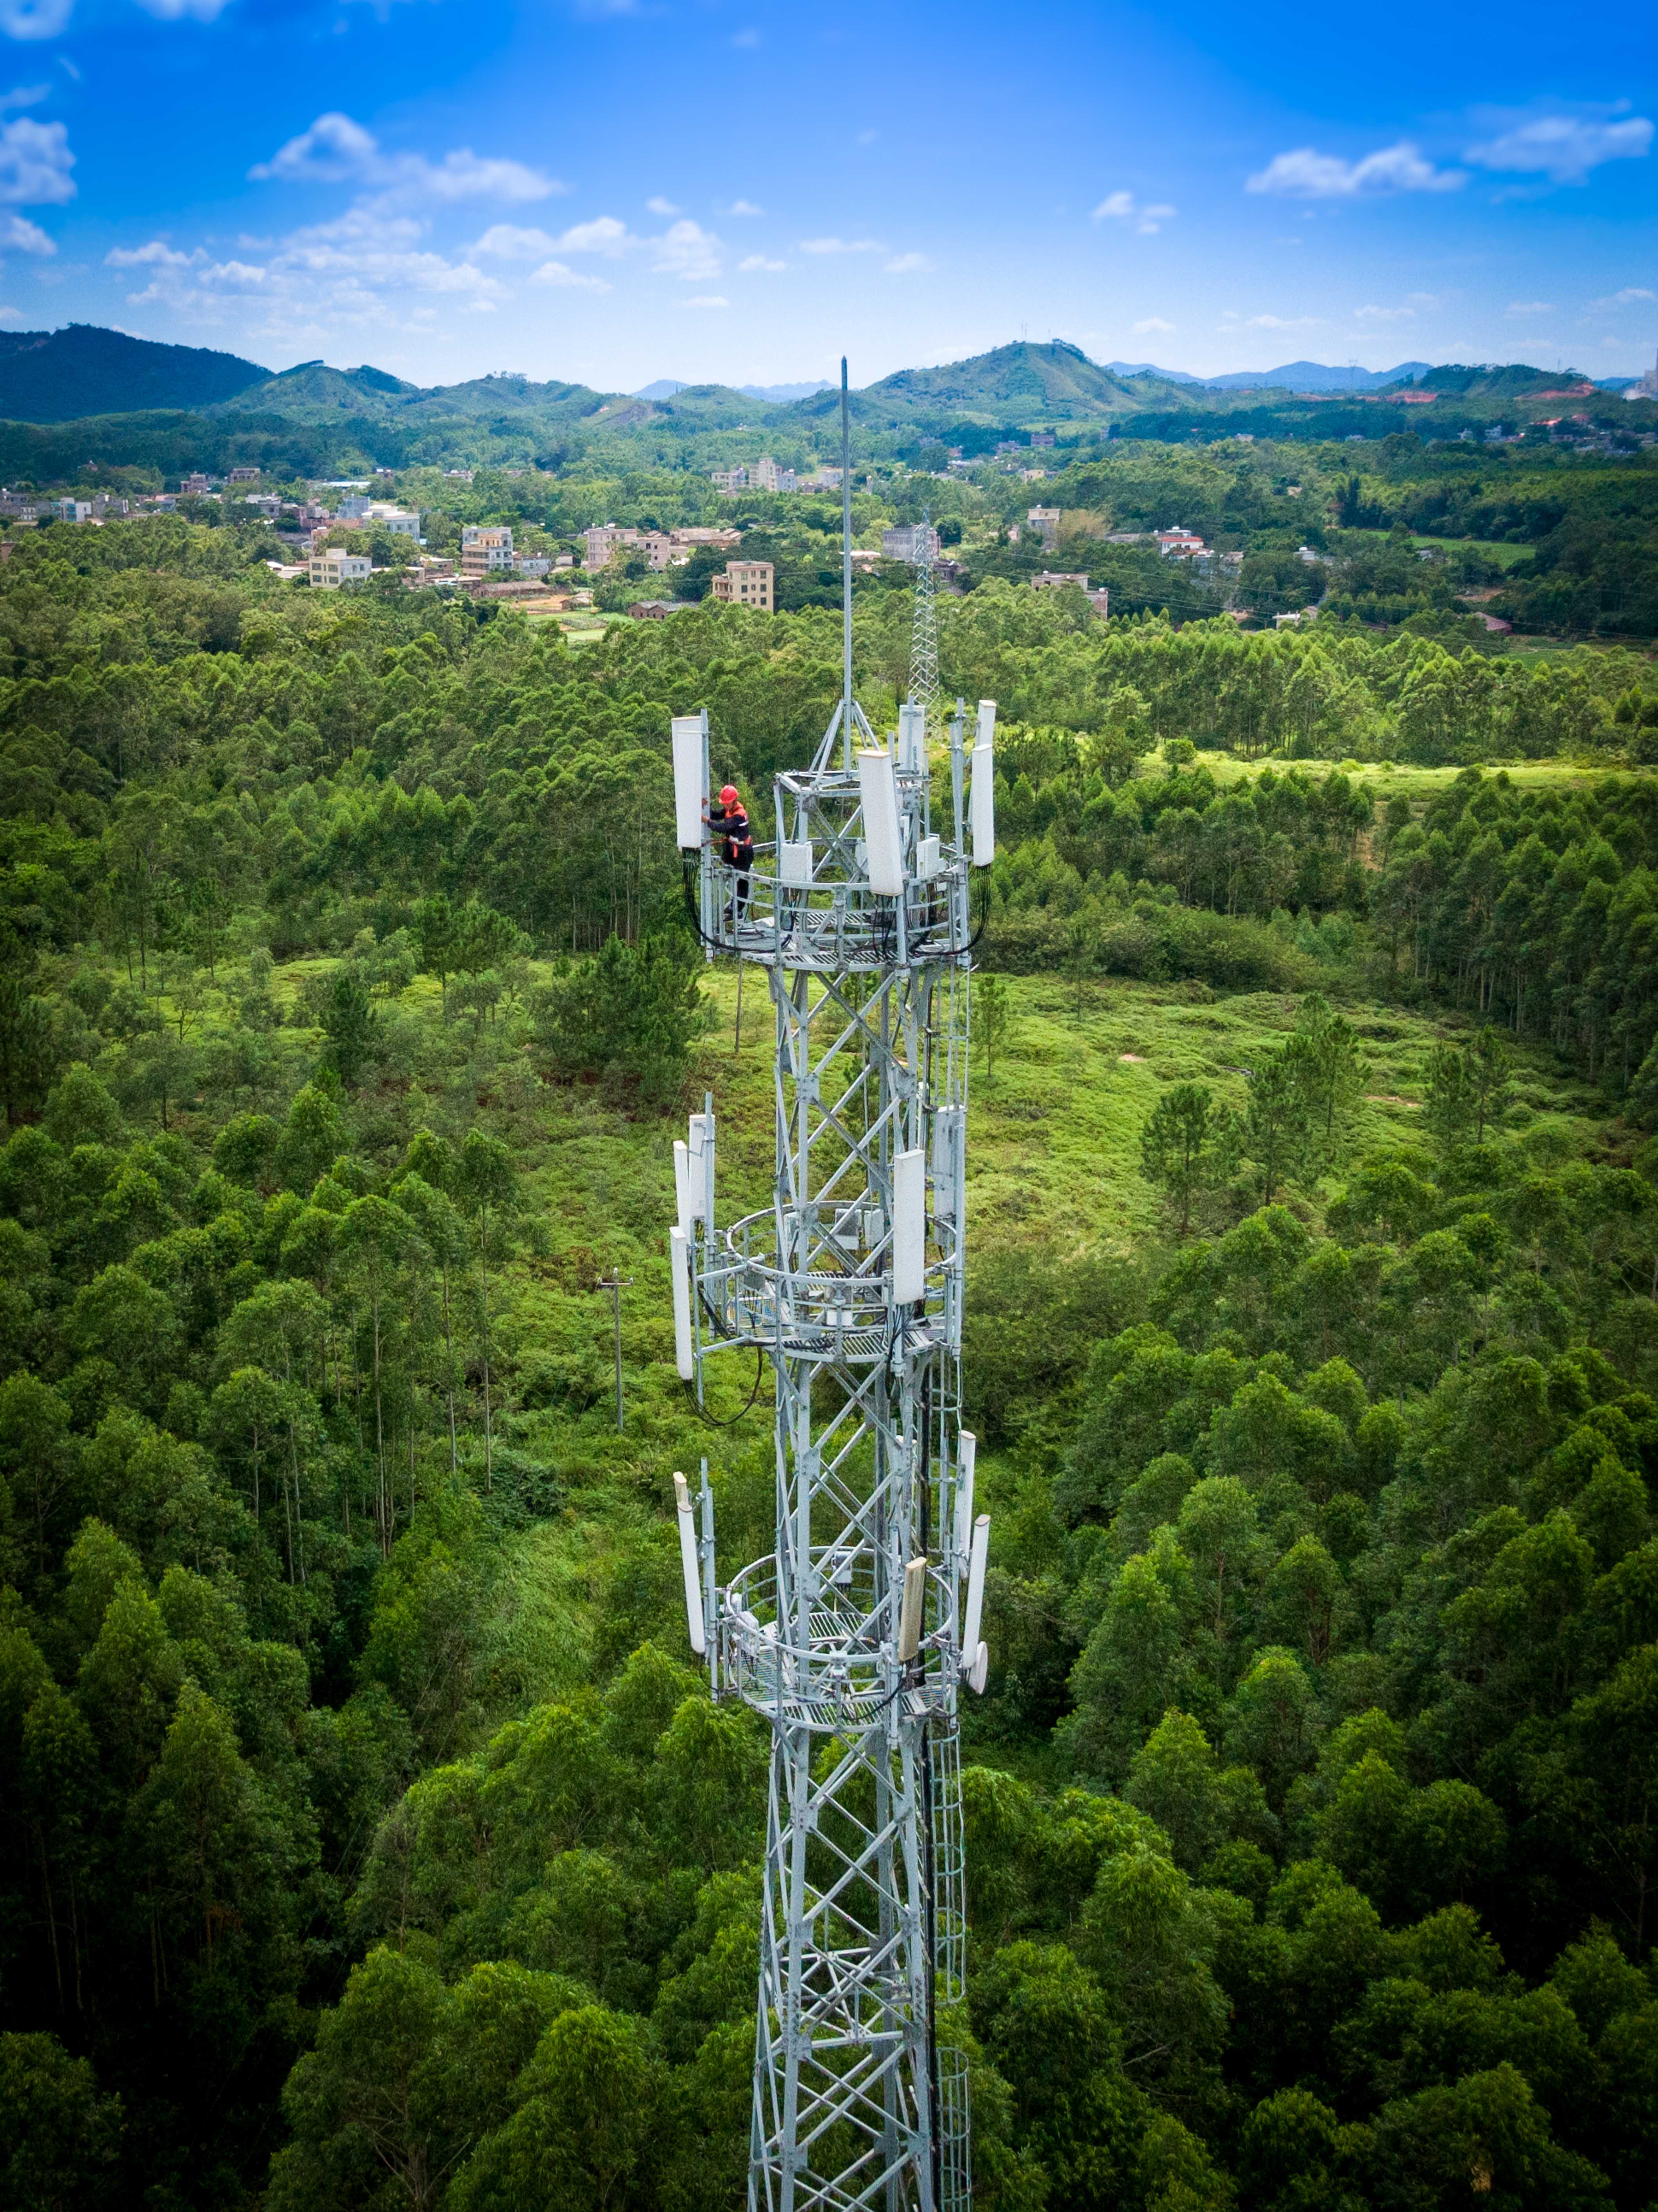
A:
[856,747,906,895]
[670,1228,694,1379]
[898,701,925,774]
[671,713,706,851]
[970,745,995,867]
[892,1147,927,1304]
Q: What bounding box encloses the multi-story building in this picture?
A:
[881,522,941,563]
[583,524,639,569]
[515,556,551,579]
[461,525,515,576]
[712,457,796,494]
[366,503,421,539]
[1027,504,1062,547]
[309,549,372,589]
[711,559,774,611]
[53,500,92,524]
[182,473,215,495]
[1156,527,1208,558]
[227,466,262,484]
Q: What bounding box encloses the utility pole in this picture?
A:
[597,1270,631,1430]
[667,364,998,2212]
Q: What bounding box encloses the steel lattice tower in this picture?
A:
[667,364,998,2212]
[907,511,941,744]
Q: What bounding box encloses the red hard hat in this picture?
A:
[719,785,740,806]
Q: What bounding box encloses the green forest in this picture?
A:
[3,509,1658,2212]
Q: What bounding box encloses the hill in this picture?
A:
[1201,358,1433,392]
[799,339,1154,428]
[0,323,271,423]
[205,361,618,427]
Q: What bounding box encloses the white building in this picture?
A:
[1027,505,1062,547]
[53,500,92,524]
[310,549,372,589]
[584,524,638,569]
[1156,527,1208,558]
[462,525,515,576]
[366,503,421,539]
[712,457,796,495]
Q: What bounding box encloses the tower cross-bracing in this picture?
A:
[666,372,998,2212]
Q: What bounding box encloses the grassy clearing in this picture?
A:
[481,958,1618,1504]
[964,970,1615,1256]
[1408,534,1536,568]
[1174,747,1654,804]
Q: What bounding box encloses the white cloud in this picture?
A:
[529,259,608,290]
[133,0,235,19]
[1354,303,1416,322]
[106,238,197,269]
[651,217,722,280]
[472,223,559,259]
[884,251,934,274]
[553,215,639,256]
[1133,316,1174,334]
[110,203,521,326]
[798,235,884,254]
[0,209,50,251]
[726,198,764,216]
[1591,285,1656,308]
[646,195,681,215]
[731,27,758,45]
[1466,111,1653,184]
[0,111,72,204]
[1092,190,1176,233]
[0,0,73,40]
[1507,299,1554,315]
[0,303,23,323]
[738,253,785,272]
[251,112,561,206]
[1247,142,1463,198]
[683,294,727,309]
[1230,313,1321,330]
[0,83,45,107]
[251,112,377,183]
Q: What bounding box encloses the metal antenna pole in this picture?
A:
[907,506,941,742]
[841,356,854,771]
[675,479,995,2209]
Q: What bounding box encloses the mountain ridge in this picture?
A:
[0,323,272,425]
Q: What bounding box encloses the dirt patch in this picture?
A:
[1119,1052,1147,1063]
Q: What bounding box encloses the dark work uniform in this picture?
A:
[710,800,755,921]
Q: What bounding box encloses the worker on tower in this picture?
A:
[708,782,755,928]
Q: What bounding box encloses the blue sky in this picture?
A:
[0,0,1652,391]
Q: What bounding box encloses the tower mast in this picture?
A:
[668,366,999,2212]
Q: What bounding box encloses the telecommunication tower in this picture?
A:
[907,510,941,744]
[667,359,997,2212]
